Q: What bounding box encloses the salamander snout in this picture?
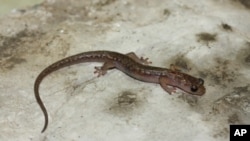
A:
[189,78,205,95]
[198,78,204,85]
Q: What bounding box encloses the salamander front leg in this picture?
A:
[126,52,152,65]
[159,77,177,94]
[94,61,115,77]
[170,64,181,72]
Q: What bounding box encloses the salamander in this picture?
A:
[34,50,205,133]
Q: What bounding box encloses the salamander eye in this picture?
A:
[191,85,198,92]
[198,78,204,85]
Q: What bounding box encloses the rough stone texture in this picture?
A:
[0,0,250,141]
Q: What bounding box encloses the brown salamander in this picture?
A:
[34,50,205,133]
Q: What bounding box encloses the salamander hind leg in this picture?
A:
[94,61,115,77]
[126,52,152,65]
[159,77,177,94]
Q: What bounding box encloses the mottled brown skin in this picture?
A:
[34,50,205,133]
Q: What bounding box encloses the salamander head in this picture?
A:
[172,72,206,95]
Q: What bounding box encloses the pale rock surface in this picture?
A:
[0,0,250,141]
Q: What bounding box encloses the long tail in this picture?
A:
[34,76,48,133]
[34,51,110,133]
